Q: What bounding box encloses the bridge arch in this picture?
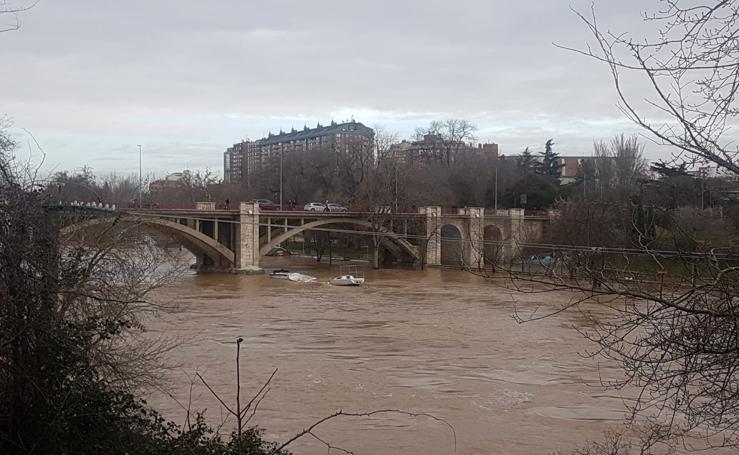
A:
[440,224,464,266]
[260,218,420,261]
[60,216,235,267]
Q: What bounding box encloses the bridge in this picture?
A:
[59,202,552,273]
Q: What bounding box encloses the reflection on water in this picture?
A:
[146,257,629,454]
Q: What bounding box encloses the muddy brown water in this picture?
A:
[146,257,633,454]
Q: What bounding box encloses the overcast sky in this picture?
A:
[2,0,666,177]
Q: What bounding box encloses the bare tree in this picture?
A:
[1,122,187,452]
[304,229,330,262]
[592,134,647,199]
[335,136,375,199]
[373,124,399,162]
[559,1,739,174]
[180,168,219,203]
[415,119,478,165]
[592,140,615,196]
[611,134,647,188]
[415,119,478,143]
[0,0,36,33]
[534,8,739,447]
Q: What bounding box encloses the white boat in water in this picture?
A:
[329,265,365,286]
[329,274,365,286]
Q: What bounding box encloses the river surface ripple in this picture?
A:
[147,258,630,454]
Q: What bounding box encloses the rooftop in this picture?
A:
[254,120,373,146]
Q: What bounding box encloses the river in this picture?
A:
[146,256,631,454]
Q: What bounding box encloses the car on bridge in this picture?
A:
[327,202,348,212]
[303,202,327,212]
[247,199,277,210]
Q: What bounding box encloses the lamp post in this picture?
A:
[494,166,498,212]
[137,144,142,209]
[279,148,283,210]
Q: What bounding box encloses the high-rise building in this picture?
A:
[224,120,374,186]
[223,146,244,184]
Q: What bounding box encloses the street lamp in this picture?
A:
[279,148,283,210]
[137,144,142,209]
[494,166,498,212]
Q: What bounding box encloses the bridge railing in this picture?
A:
[52,201,117,211]
[119,202,554,219]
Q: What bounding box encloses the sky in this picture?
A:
[1,0,667,178]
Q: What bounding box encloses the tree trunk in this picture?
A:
[372,244,380,269]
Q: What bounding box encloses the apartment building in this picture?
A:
[224,120,374,185]
[389,134,499,163]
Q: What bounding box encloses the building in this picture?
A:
[557,156,595,182]
[149,172,186,192]
[688,165,738,180]
[389,134,499,164]
[223,146,244,184]
[224,120,374,186]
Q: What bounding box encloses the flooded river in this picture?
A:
[147,257,630,454]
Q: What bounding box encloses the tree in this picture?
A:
[414,119,477,144]
[500,3,739,447]
[0,1,35,33]
[560,1,739,175]
[415,119,477,165]
[573,157,597,200]
[610,134,646,189]
[642,175,703,210]
[501,173,559,210]
[354,152,408,268]
[180,169,219,203]
[516,147,537,174]
[373,124,399,162]
[335,136,375,199]
[537,139,561,177]
[50,167,101,202]
[650,160,689,178]
[1,123,293,454]
[589,134,647,199]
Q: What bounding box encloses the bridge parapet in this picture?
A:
[195,201,217,210]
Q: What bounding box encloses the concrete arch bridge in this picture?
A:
[59,202,551,272]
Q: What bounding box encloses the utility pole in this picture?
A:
[394,163,398,213]
[279,148,283,210]
[137,144,142,209]
[494,166,498,212]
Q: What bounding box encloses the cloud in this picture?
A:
[1,0,683,174]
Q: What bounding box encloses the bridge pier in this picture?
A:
[424,206,442,267]
[504,208,525,263]
[233,202,262,273]
[194,251,230,272]
[466,207,484,270]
